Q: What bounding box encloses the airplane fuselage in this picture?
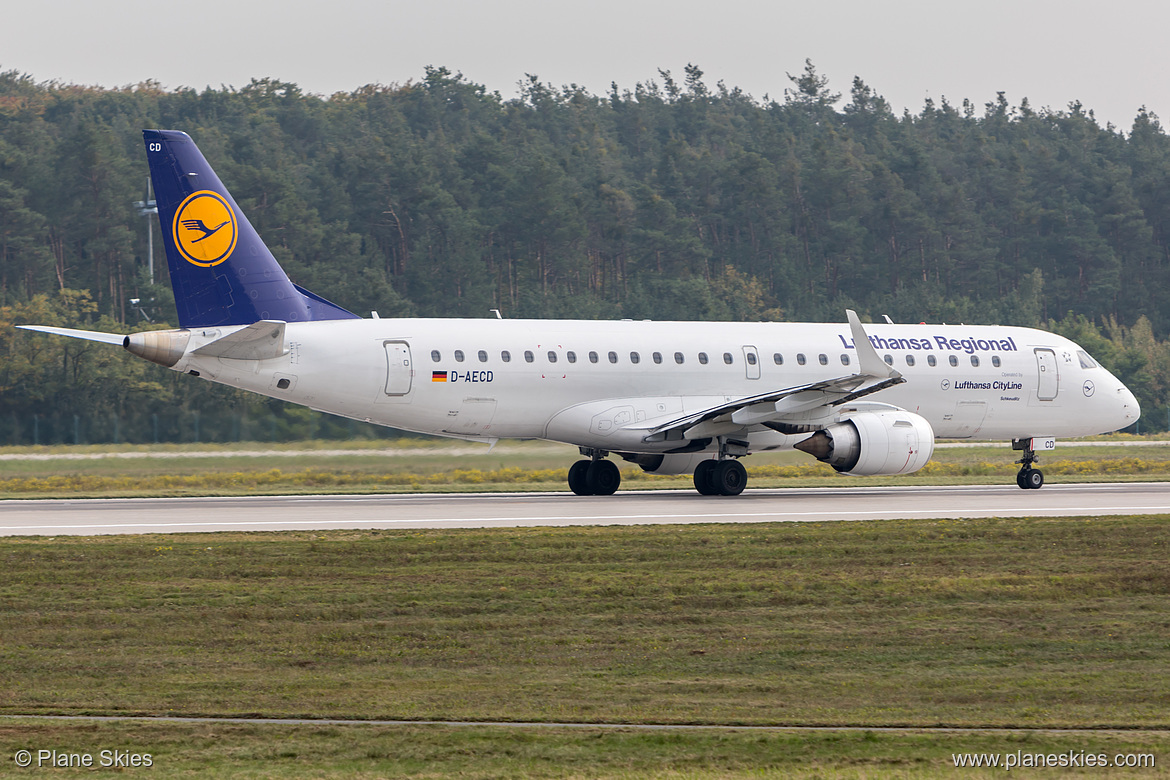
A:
[172,318,1138,456]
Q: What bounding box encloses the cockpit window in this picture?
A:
[1077,350,1098,369]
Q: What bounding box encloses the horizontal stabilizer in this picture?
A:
[16,325,127,346]
[191,320,287,360]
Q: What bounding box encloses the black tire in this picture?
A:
[586,459,621,496]
[693,459,719,495]
[713,460,747,496]
[568,460,593,496]
[1025,468,1044,489]
[1016,470,1029,490]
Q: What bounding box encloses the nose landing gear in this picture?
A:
[1012,437,1051,489]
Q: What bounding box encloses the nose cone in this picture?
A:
[1116,382,1140,430]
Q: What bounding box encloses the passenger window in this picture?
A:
[454,350,465,362]
[949,355,958,367]
[548,351,558,363]
[927,355,937,367]
[698,352,709,365]
[653,352,663,364]
[478,350,488,363]
[674,352,685,364]
[840,354,850,366]
[431,350,441,362]
[567,351,577,364]
[524,350,534,363]
[501,350,511,363]
[773,353,783,365]
[883,354,893,366]
[905,355,915,367]
[970,355,980,367]
[723,352,733,365]
[589,351,599,364]
[746,352,757,366]
[992,355,1001,367]
[630,352,640,364]
[796,353,806,366]
[818,353,828,366]
[608,351,618,364]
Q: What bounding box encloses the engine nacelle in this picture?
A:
[623,452,711,476]
[794,410,934,476]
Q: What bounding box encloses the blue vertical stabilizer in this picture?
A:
[144,130,358,328]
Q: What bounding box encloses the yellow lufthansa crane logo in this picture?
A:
[172,190,238,267]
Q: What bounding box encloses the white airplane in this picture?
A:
[20,131,1141,496]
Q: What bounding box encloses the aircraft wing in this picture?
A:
[634,373,906,440]
[632,310,905,443]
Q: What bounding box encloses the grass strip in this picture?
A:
[1,456,1169,498]
[0,719,1166,778]
[2,518,1169,729]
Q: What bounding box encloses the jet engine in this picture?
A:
[794,410,934,476]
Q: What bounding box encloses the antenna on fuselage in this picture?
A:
[490,309,503,319]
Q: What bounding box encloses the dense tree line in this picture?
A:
[2,62,1170,441]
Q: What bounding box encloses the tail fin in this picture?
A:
[144,130,358,328]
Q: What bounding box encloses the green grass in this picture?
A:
[0,436,1167,497]
[3,517,1170,776]
[0,719,1165,778]
[3,519,1169,727]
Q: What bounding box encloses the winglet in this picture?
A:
[847,309,900,379]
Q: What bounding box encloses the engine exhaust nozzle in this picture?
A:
[124,329,191,367]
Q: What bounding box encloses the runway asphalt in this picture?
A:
[1,481,1168,536]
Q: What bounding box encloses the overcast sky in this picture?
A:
[5,0,1166,131]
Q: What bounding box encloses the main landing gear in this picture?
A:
[1013,438,1047,490]
[693,459,747,496]
[568,452,621,496]
[693,436,750,496]
[567,442,750,497]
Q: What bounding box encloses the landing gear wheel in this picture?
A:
[713,460,747,496]
[1019,468,1044,490]
[568,460,593,496]
[1012,438,1048,490]
[693,459,719,495]
[585,459,621,496]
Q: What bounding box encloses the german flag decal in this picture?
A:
[432,371,448,382]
